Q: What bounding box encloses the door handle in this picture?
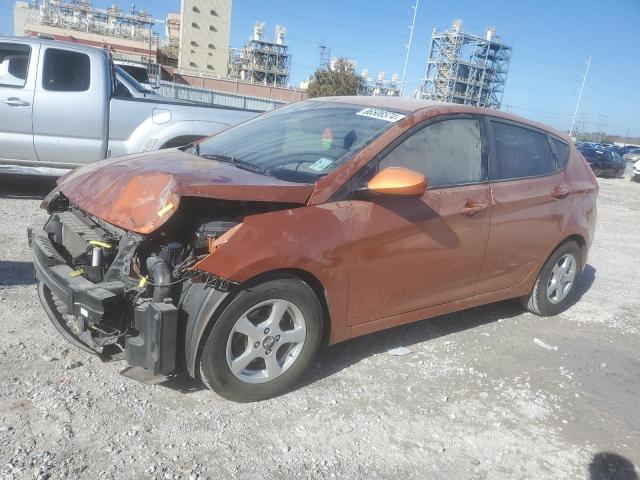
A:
[1,98,30,107]
[551,186,570,199]
[459,201,488,216]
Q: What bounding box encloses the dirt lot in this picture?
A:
[0,174,638,480]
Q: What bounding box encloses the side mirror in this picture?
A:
[366,167,427,197]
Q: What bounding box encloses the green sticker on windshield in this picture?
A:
[309,157,334,172]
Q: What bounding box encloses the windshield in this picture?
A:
[115,65,149,93]
[194,101,402,183]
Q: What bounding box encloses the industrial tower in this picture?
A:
[228,22,291,87]
[418,20,512,109]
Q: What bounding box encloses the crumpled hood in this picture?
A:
[52,150,315,234]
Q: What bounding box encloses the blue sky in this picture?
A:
[1,0,639,135]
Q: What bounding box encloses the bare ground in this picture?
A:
[0,174,638,480]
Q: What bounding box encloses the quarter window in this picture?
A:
[0,43,31,88]
[379,118,483,187]
[43,49,90,92]
[490,121,556,180]
[551,138,570,169]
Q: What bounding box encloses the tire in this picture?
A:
[198,277,323,402]
[521,241,582,316]
[592,167,602,177]
[38,283,98,354]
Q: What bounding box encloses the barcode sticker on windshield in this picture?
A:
[356,107,406,122]
[309,157,334,172]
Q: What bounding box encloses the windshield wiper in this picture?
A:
[199,153,269,175]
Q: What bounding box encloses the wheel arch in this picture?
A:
[182,267,332,379]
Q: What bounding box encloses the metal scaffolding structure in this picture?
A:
[228,22,291,87]
[359,70,403,97]
[418,19,512,109]
[24,0,158,45]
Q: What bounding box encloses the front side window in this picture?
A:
[490,121,556,180]
[42,48,90,92]
[195,101,399,183]
[379,118,483,187]
[0,43,31,88]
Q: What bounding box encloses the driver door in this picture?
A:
[347,116,493,326]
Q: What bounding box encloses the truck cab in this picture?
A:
[0,36,256,176]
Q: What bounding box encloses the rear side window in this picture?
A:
[551,138,570,169]
[380,118,483,187]
[490,121,557,180]
[43,48,90,92]
[0,43,31,88]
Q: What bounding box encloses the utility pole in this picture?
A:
[400,0,419,96]
[569,56,591,138]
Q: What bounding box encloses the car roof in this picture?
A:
[311,96,570,142]
[0,35,108,57]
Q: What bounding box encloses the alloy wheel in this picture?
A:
[546,253,577,304]
[225,299,306,384]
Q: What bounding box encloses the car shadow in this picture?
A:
[589,452,638,480]
[155,264,597,396]
[0,261,36,287]
[0,175,57,200]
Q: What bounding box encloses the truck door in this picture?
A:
[0,41,38,162]
[32,46,108,165]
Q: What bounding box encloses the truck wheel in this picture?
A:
[198,278,323,402]
[521,241,582,316]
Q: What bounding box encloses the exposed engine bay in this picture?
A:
[30,191,296,378]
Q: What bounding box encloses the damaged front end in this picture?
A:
[30,189,297,381]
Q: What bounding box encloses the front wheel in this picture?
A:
[521,241,583,316]
[198,277,323,402]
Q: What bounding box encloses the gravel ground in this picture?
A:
[0,174,638,480]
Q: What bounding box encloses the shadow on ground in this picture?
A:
[0,261,36,287]
[0,175,57,200]
[589,452,638,480]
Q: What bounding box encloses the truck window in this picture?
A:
[42,48,90,92]
[0,43,30,88]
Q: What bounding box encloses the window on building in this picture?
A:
[209,25,217,32]
[489,121,557,180]
[192,6,200,13]
[380,118,483,187]
[210,9,218,16]
[191,22,199,29]
[190,41,198,47]
[208,43,216,49]
[42,48,90,92]
[189,62,197,68]
[207,65,214,70]
[0,43,30,88]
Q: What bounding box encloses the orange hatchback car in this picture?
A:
[31,97,597,401]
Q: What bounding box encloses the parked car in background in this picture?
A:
[631,160,640,182]
[577,145,625,177]
[0,36,257,176]
[31,97,597,401]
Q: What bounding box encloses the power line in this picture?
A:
[234,0,407,39]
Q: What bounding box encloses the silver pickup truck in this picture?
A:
[0,36,257,176]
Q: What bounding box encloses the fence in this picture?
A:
[159,81,286,112]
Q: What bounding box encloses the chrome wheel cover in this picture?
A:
[547,253,577,304]
[225,299,306,384]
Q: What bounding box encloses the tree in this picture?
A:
[306,58,364,98]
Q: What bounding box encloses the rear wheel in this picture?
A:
[521,241,582,316]
[198,277,323,402]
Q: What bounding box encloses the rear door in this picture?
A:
[32,46,108,164]
[477,118,571,293]
[347,115,493,325]
[0,41,38,162]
